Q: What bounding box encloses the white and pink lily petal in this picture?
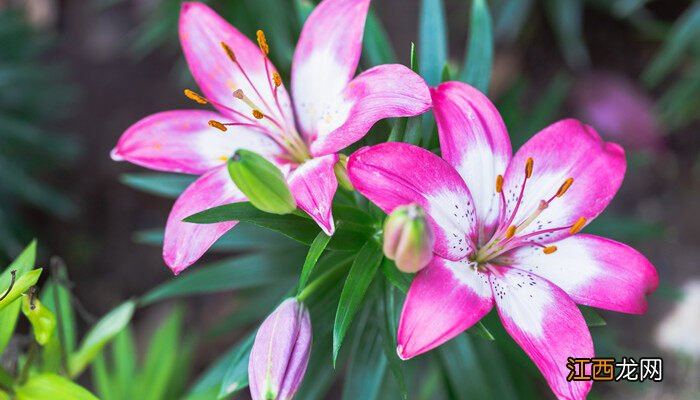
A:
[291,0,431,156]
[177,0,429,232]
[112,0,431,273]
[347,79,657,399]
[110,110,285,274]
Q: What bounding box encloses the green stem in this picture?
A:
[19,341,38,384]
[0,366,14,392]
[50,263,69,374]
[296,259,350,302]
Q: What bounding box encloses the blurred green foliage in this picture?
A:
[0,8,80,261]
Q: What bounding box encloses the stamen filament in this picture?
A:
[515,200,548,234]
[228,58,276,120]
[184,89,257,124]
[498,160,531,237]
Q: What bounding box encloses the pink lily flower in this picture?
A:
[110,0,431,274]
[347,81,658,400]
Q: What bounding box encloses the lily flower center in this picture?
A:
[184,30,311,164]
[473,157,582,267]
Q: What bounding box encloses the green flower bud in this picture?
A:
[22,293,56,345]
[334,154,354,191]
[383,204,435,273]
[228,149,297,215]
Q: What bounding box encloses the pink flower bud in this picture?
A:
[383,204,435,273]
[248,298,312,400]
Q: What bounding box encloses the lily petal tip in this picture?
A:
[110,147,124,161]
[164,251,190,276]
[396,344,411,361]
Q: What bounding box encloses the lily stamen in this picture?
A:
[543,245,557,254]
[208,120,228,131]
[221,41,276,118]
[497,157,534,238]
[184,88,257,124]
[569,216,587,234]
[546,177,575,203]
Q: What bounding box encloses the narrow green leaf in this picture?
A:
[333,240,384,365]
[470,339,520,400]
[140,250,301,305]
[379,281,407,399]
[0,241,36,353]
[15,374,98,400]
[0,301,22,357]
[120,173,195,199]
[295,0,314,25]
[134,308,184,400]
[404,115,423,146]
[460,0,493,93]
[493,0,534,44]
[91,354,113,400]
[1,240,36,276]
[410,42,417,72]
[68,301,136,378]
[543,0,589,68]
[579,305,606,327]
[186,333,255,399]
[418,0,448,86]
[341,305,387,400]
[441,62,452,82]
[466,321,495,341]
[184,202,320,245]
[387,117,407,142]
[363,10,397,65]
[41,264,78,356]
[217,332,256,399]
[297,231,333,295]
[438,334,495,399]
[642,2,700,86]
[112,327,137,399]
[0,268,42,311]
[134,223,294,252]
[381,258,412,294]
[0,366,14,390]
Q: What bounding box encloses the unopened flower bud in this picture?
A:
[383,204,434,273]
[334,154,354,191]
[228,149,297,215]
[22,294,56,345]
[249,298,312,400]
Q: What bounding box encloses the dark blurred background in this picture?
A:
[1,0,699,398]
